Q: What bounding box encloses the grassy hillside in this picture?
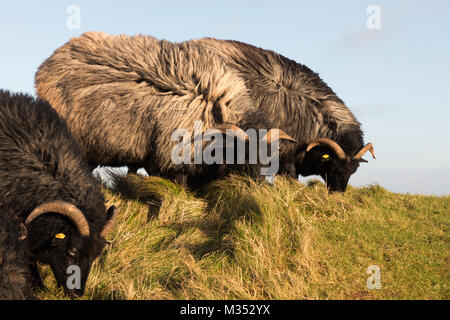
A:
[37,174,449,300]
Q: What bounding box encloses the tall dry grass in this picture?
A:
[37,174,449,300]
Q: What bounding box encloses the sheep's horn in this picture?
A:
[213,124,249,141]
[306,138,346,160]
[353,143,376,160]
[261,129,298,144]
[25,201,90,237]
[100,206,118,238]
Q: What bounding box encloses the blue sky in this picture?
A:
[0,1,449,195]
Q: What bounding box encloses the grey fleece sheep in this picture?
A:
[36,32,374,191]
[35,32,265,184]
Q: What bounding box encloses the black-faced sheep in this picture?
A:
[192,38,376,192]
[0,90,117,298]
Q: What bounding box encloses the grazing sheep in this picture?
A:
[36,32,374,191]
[0,90,117,298]
[192,38,376,191]
[35,32,252,173]
[35,32,296,189]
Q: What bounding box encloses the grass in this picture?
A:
[36,174,449,300]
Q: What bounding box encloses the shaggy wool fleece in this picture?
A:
[36,32,256,173]
[191,37,364,155]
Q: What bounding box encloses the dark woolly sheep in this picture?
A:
[192,38,376,192]
[0,90,117,298]
[35,32,296,189]
[0,208,35,300]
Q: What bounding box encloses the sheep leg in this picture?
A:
[282,162,297,179]
[29,261,44,290]
[127,165,140,174]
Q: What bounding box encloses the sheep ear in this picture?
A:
[358,158,368,163]
[100,206,118,238]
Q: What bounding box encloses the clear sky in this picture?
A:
[0,1,449,195]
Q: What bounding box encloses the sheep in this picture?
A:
[192,38,376,192]
[35,32,296,189]
[0,90,117,298]
[36,32,372,191]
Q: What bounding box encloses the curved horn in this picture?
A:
[353,143,376,160]
[25,201,90,237]
[100,206,118,238]
[262,129,298,144]
[213,124,249,141]
[306,138,346,160]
